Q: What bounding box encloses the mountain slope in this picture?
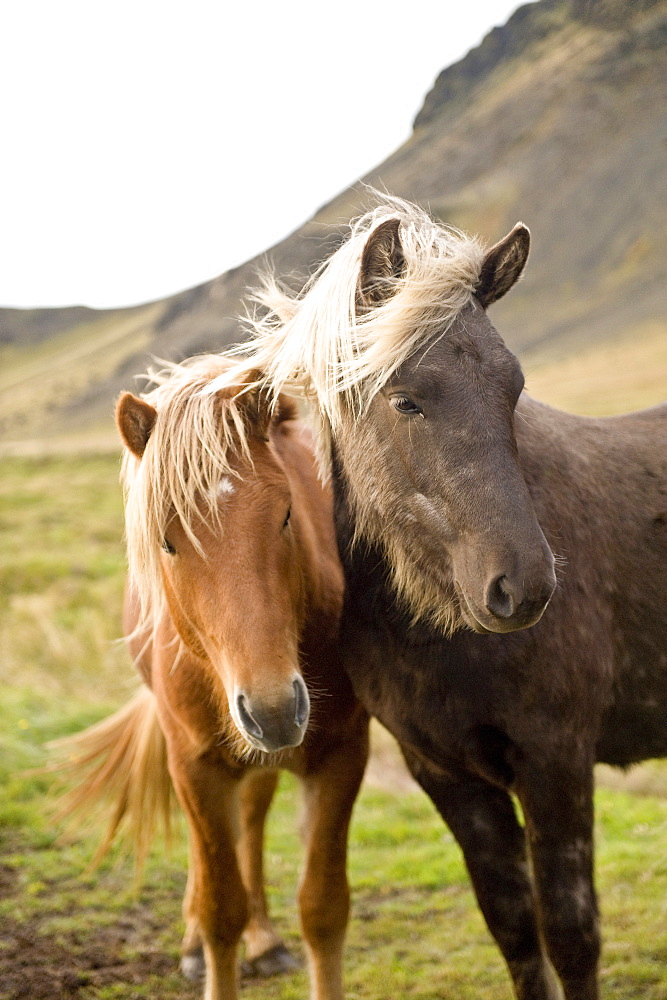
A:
[1,0,665,445]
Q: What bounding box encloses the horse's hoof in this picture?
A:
[180,948,206,981]
[241,942,300,978]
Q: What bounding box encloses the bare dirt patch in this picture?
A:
[0,865,19,902]
[0,912,175,999]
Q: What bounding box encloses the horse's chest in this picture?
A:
[340,608,505,759]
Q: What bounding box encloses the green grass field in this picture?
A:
[1,450,667,999]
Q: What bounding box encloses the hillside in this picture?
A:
[1,0,665,448]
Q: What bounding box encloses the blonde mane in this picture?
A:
[210,194,486,468]
[121,355,259,634]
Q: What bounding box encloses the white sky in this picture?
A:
[0,0,535,310]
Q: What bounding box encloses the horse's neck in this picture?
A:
[292,489,345,687]
[277,432,344,645]
[296,498,344,636]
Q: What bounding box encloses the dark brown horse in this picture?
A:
[223,196,667,1000]
[54,356,368,1000]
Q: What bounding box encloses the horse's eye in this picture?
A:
[391,395,423,416]
[283,507,291,529]
[162,539,176,555]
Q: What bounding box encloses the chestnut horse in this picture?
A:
[217,195,667,1000]
[55,356,368,1000]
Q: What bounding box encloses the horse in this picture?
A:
[52,355,369,1000]
[214,195,667,1000]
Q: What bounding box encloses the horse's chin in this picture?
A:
[460,608,494,634]
[451,580,489,633]
[228,716,306,758]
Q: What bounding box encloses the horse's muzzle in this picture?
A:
[455,556,557,634]
[233,675,310,752]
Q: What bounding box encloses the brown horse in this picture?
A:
[220,195,667,1000]
[54,355,368,1000]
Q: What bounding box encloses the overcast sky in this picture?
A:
[1,0,535,310]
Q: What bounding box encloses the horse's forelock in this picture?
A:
[237,194,487,468]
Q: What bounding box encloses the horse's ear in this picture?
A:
[232,374,273,436]
[357,217,405,309]
[116,392,157,459]
[245,388,272,435]
[475,223,530,308]
[273,393,298,425]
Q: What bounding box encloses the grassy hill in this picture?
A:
[1,0,665,450]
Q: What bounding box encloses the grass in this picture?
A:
[1,449,667,999]
[0,454,128,703]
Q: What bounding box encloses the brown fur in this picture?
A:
[55,359,369,1000]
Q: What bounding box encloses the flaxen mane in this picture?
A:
[121,355,265,633]
[210,194,486,468]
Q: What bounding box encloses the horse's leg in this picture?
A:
[403,750,562,1000]
[298,728,368,1000]
[180,837,205,982]
[518,760,599,1000]
[168,748,247,1000]
[237,768,299,977]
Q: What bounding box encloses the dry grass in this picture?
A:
[523,319,667,416]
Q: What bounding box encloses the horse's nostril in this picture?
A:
[485,574,516,620]
[236,693,264,739]
[293,677,310,727]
